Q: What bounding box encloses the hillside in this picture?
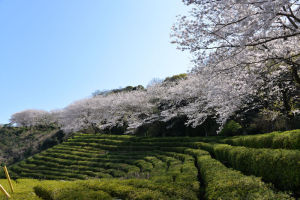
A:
[1,1,300,199]
[0,126,64,165]
[0,129,299,199]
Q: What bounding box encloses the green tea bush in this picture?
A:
[6,132,299,199]
[195,141,300,193]
[124,179,197,200]
[33,179,195,200]
[34,180,113,200]
[195,154,293,200]
[221,129,300,149]
[181,148,294,200]
[213,144,300,192]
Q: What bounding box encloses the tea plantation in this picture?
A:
[0,129,299,200]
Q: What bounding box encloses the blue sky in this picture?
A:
[0,0,191,124]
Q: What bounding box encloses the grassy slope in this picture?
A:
[0,179,41,200]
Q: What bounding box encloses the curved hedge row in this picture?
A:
[184,149,293,200]
[221,129,300,149]
[192,142,300,193]
[34,179,167,200]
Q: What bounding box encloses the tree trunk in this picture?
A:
[291,64,300,85]
[281,88,293,130]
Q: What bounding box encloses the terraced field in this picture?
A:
[1,129,299,200]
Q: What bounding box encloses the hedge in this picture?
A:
[193,142,300,193]
[34,179,197,200]
[185,149,294,200]
[198,155,293,200]
[221,129,300,149]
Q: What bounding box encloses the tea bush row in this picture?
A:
[192,142,300,193]
[34,178,198,200]
[184,148,294,200]
[221,129,300,149]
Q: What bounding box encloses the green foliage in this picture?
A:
[164,73,187,82]
[194,142,300,193]
[2,130,300,199]
[92,85,145,97]
[0,126,62,165]
[219,120,242,136]
[33,178,196,200]
[221,129,300,149]
[0,179,42,200]
[194,154,293,200]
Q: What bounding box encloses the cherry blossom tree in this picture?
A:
[57,89,155,133]
[10,109,54,127]
[172,0,300,126]
[149,65,261,129]
[172,0,300,85]
[9,67,265,133]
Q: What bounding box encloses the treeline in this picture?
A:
[7,69,299,137]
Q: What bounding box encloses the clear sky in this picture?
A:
[0,0,191,124]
